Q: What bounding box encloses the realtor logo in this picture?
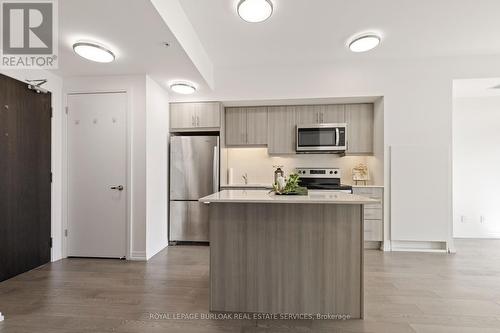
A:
[1,0,58,68]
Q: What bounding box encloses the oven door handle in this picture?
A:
[335,128,340,146]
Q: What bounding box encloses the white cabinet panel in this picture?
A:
[390,146,450,242]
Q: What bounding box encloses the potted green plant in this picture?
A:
[270,173,308,195]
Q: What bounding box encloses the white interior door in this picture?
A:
[67,92,127,258]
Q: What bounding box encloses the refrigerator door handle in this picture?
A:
[213,146,219,193]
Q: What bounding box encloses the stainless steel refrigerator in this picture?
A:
[169,135,219,242]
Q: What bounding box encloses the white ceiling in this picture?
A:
[454,78,500,98]
[179,0,500,67]
[52,0,209,93]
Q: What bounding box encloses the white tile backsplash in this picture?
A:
[224,148,379,186]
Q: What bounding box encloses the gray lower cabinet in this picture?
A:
[352,187,383,242]
[267,106,296,154]
[170,102,221,131]
[225,107,268,146]
[345,104,374,154]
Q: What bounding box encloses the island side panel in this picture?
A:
[209,203,363,317]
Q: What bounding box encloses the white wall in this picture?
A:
[145,76,169,259]
[0,69,64,261]
[453,96,500,238]
[64,75,148,260]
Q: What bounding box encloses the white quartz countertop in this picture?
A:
[221,183,272,189]
[222,184,384,189]
[199,190,379,205]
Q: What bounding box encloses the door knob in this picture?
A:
[110,185,124,191]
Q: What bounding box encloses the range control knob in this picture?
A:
[334,170,338,174]
[329,171,333,174]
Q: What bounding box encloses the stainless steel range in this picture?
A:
[296,168,352,193]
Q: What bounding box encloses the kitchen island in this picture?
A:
[199,190,378,319]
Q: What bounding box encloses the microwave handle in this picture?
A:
[335,128,340,146]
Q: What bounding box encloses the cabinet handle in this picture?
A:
[192,115,195,126]
[321,112,324,122]
[196,116,200,127]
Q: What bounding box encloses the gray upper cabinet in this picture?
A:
[225,107,247,145]
[296,105,319,124]
[225,107,268,146]
[170,103,195,129]
[223,103,374,155]
[246,107,268,145]
[345,104,374,154]
[267,106,296,154]
[170,102,221,131]
[195,102,221,128]
[322,104,345,123]
[296,104,345,124]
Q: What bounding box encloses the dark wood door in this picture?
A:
[0,74,51,282]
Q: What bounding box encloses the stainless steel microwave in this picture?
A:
[296,123,347,153]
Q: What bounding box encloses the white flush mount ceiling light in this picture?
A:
[73,42,115,63]
[170,82,197,94]
[237,0,273,23]
[348,33,381,53]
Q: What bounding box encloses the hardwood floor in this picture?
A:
[1,239,500,332]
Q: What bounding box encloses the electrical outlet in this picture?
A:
[460,215,466,223]
[480,215,486,224]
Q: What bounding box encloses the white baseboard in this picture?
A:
[129,251,147,261]
[390,240,448,253]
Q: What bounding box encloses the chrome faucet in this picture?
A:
[242,173,248,185]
